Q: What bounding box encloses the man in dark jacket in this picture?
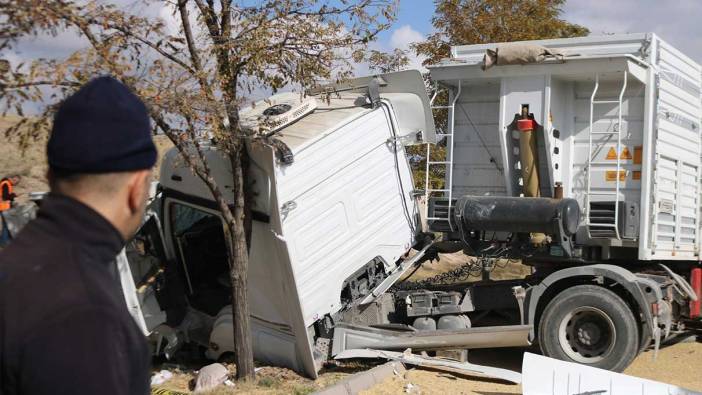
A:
[0,76,156,394]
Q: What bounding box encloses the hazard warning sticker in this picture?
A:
[605,170,626,181]
[605,147,634,160]
[620,146,632,160]
[606,147,618,160]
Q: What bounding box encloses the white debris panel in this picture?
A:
[522,352,702,395]
[335,348,522,384]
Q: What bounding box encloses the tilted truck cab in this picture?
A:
[119,70,442,378]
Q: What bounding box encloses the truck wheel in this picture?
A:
[538,284,639,372]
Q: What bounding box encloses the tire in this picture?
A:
[538,284,639,372]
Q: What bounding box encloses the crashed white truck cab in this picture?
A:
[118,70,449,378]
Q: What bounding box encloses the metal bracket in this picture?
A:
[280,201,297,218]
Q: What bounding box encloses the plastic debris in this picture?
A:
[522,352,702,395]
[193,363,229,393]
[150,370,174,386]
[336,348,522,384]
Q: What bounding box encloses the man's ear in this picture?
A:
[127,170,151,214]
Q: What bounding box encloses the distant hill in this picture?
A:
[0,117,174,202]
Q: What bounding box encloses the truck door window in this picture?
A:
[170,203,232,316]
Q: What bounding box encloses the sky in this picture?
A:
[376,0,702,67]
[4,0,702,91]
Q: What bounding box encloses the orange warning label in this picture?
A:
[620,146,632,160]
[633,146,643,164]
[606,170,626,181]
[606,147,618,160]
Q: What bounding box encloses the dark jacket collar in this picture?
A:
[37,193,125,264]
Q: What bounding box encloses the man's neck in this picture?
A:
[52,191,129,241]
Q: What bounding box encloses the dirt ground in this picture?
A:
[150,359,380,395]
[150,342,702,395]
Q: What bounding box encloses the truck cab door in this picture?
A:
[117,210,168,335]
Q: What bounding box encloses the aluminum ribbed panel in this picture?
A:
[647,36,702,259]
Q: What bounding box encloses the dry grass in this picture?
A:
[0,116,49,202]
[151,361,377,395]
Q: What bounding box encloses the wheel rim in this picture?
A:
[558,306,616,364]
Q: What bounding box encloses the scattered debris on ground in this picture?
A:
[193,363,230,393]
[316,361,408,395]
[151,370,175,386]
[335,348,521,384]
[151,359,379,395]
[360,342,702,395]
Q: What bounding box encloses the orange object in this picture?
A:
[0,179,12,212]
[690,268,701,318]
[606,147,618,160]
[517,119,535,131]
[605,170,626,182]
[633,146,643,164]
[620,146,632,160]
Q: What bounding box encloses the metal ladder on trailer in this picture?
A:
[425,81,462,231]
[584,71,628,239]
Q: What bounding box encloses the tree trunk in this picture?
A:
[220,145,255,381]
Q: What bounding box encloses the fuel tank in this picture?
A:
[454,196,580,236]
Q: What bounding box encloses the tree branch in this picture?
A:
[0,80,81,89]
[105,22,196,75]
[220,0,232,40]
[177,0,203,74]
[193,0,219,39]
[176,0,218,105]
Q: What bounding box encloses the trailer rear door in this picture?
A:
[641,37,702,260]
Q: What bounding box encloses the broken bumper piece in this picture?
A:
[332,323,531,356]
[335,348,522,384]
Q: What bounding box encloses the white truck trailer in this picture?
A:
[116,33,702,379]
[422,33,702,371]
